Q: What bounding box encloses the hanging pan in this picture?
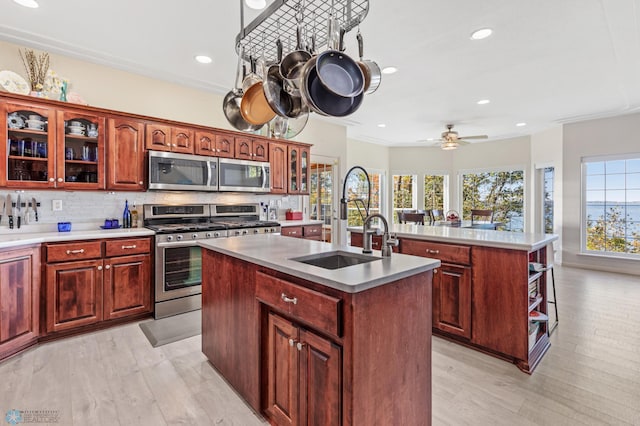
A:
[223,46,263,131]
[263,39,309,119]
[356,29,381,94]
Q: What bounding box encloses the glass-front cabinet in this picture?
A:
[287,144,310,195]
[1,99,105,189]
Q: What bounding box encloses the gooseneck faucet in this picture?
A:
[362,213,398,257]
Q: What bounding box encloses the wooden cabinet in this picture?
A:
[145,123,194,154]
[349,232,400,253]
[235,136,268,161]
[281,224,323,241]
[107,117,146,191]
[269,141,288,193]
[195,130,235,158]
[0,245,40,360]
[266,312,341,426]
[288,144,309,194]
[401,239,472,339]
[44,237,152,334]
[2,100,105,189]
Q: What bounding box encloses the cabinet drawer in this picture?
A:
[303,225,322,238]
[105,238,151,257]
[256,272,341,337]
[401,238,471,265]
[281,226,303,238]
[46,241,102,262]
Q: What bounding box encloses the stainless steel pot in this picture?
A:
[356,31,381,94]
[223,47,263,132]
[315,28,365,98]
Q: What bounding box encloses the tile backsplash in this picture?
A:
[0,190,302,234]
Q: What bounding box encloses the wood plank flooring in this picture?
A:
[1,265,639,425]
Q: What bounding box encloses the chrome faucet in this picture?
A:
[362,213,398,257]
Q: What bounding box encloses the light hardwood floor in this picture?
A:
[1,265,639,425]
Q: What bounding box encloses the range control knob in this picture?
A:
[242,230,248,235]
[205,232,212,238]
[191,233,198,240]
[234,230,242,236]
[213,232,221,238]
[166,235,174,242]
[253,228,260,234]
[176,234,183,241]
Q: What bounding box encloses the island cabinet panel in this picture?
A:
[349,233,397,252]
[0,245,40,361]
[107,117,146,191]
[201,249,260,411]
[103,253,151,320]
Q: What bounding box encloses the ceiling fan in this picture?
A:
[431,124,488,150]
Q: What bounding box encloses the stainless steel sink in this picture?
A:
[290,251,382,270]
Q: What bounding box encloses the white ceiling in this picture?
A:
[1,0,640,146]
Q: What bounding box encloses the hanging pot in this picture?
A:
[263,39,309,119]
[356,30,381,94]
[315,26,365,98]
[223,46,263,131]
[279,5,312,90]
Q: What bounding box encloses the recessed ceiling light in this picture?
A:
[516,122,527,127]
[245,0,266,9]
[477,99,490,105]
[381,66,398,75]
[470,28,493,40]
[195,55,212,64]
[377,124,386,128]
[13,0,39,8]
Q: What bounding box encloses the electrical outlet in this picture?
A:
[52,199,63,211]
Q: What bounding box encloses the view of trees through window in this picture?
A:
[462,170,524,232]
[584,157,640,255]
[393,175,416,223]
[346,171,381,226]
[424,175,445,211]
[544,167,554,234]
[309,163,332,225]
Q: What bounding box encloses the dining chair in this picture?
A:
[399,212,425,225]
[431,209,445,221]
[470,209,494,224]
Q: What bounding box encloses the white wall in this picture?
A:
[563,112,640,274]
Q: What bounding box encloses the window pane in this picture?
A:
[605,190,625,203]
[605,160,625,174]
[585,190,604,203]
[586,162,605,175]
[627,159,640,173]
[605,174,625,189]
[626,173,640,189]
[586,174,605,190]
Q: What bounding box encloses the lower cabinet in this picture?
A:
[281,224,323,241]
[0,245,40,360]
[266,313,341,426]
[45,237,151,333]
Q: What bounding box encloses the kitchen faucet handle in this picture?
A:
[387,233,399,246]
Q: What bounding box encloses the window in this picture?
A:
[583,156,640,255]
[462,170,525,231]
[424,175,445,211]
[310,163,333,226]
[347,171,383,227]
[393,174,417,223]
[543,167,554,234]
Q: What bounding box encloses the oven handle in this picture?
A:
[157,240,202,249]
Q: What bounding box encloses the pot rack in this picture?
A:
[235,0,370,63]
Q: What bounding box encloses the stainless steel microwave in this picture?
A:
[148,151,218,191]
[218,158,270,193]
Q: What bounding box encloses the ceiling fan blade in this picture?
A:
[458,135,488,140]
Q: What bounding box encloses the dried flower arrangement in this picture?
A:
[19,48,50,92]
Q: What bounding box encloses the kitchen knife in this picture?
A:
[17,194,21,229]
[0,195,4,225]
[32,197,38,221]
[7,194,13,229]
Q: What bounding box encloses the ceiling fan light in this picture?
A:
[441,141,458,150]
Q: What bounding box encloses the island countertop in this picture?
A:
[198,234,439,293]
[349,223,558,251]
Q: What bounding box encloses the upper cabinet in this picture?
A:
[1,99,105,190]
[235,136,268,162]
[288,144,310,195]
[195,130,235,158]
[107,117,146,191]
[145,123,194,154]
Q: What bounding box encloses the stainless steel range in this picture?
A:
[144,203,280,319]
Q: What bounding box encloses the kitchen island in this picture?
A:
[199,234,439,426]
[350,224,558,373]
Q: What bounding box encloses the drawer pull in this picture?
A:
[66,249,85,255]
[427,249,440,254]
[296,342,305,351]
[281,293,298,305]
[122,245,137,249]
[290,231,298,235]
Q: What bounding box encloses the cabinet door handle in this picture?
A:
[66,249,85,255]
[49,177,55,182]
[281,293,298,305]
[57,177,63,182]
[296,342,305,351]
[105,264,111,270]
[427,249,440,254]
[288,338,296,347]
[139,181,144,185]
[434,268,438,274]
[97,265,103,271]
[122,245,137,249]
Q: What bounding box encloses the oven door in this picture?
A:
[155,240,202,303]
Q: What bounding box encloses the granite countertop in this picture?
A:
[199,234,439,293]
[280,219,325,227]
[0,227,155,249]
[349,224,558,251]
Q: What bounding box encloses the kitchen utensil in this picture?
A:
[32,197,38,221]
[315,27,365,98]
[17,194,21,228]
[263,39,309,120]
[223,46,264,132]
[7,113,25,129]
[279,2,312,89]
[240,81,277,125]
[6,194,12,229]
[356,29,381,94]
[241,54,261,93]
[0,196,4,225]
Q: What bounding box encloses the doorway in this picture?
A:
[309,156,338,243]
